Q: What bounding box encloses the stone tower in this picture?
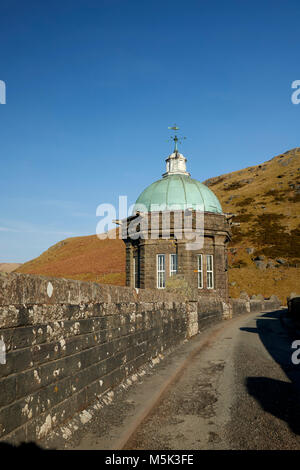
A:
[121,138,231,301]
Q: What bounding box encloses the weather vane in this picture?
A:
[168,124,186,152]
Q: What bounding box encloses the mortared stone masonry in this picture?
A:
[0,272,280,444]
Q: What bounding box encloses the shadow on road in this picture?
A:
[240,310,300,435]
[0,441,45,451]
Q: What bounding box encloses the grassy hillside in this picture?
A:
[16,148,300,303]
[0,263,22,273]
[204,147,300,303]
[16,233,125,286]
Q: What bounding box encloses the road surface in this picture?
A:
[50,309,300,450]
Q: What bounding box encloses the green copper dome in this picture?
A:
[133,174,222,214]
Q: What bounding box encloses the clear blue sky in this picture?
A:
[1,0,299,262]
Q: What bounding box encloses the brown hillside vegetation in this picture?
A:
[0,263,22,273]
[17,232,125,286]
[17,148,300,303]
[204,147,300,303]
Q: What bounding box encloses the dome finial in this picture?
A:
[163,125,190,178]
[168,124,186,152]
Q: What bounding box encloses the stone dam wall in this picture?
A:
[0,273,280,444]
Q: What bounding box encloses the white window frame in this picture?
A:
[197,254,203,289]
[133,257,136,287]
[133,256,139,288]
[206,254,214,289]
[170,253,177,276]
[157,254,166,289]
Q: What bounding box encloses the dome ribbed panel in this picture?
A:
[166,175,187,209]
[133,175,222,214]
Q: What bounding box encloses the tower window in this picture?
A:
[170,254,177,276]
[133,257,136,287]
[197,254,203,289]
[206,254,214,289]
[133,256,139,288]
[157,254,165,289]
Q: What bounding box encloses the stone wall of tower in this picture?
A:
[125,243,132,287]
[213,234,229,301]
[123,211,231,302]
[140,239,176,289]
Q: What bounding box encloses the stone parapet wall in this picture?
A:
[197,297,224,329]
[0,272,280,445]
[0,273,216,445]
[230,298,250,315]
[250,300,263,312]
[230,296,281,316]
